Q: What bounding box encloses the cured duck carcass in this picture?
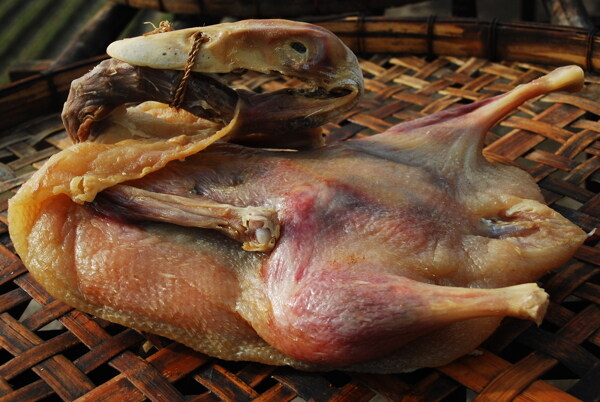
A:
[8,19,586,372]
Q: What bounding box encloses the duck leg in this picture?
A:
[260,269,548,367]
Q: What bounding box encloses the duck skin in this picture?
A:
[8,20,587,372]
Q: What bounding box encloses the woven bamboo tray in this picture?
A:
[0,16,599,401]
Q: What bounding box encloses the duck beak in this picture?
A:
[108,19,362,86]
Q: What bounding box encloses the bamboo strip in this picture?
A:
[317,17,600,72]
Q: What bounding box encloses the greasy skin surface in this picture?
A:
[7,16,587,372]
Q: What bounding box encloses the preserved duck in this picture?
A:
[8,19,586,372]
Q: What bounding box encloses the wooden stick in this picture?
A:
[109,0,420,17]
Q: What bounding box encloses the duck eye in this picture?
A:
[290,41,307,54]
